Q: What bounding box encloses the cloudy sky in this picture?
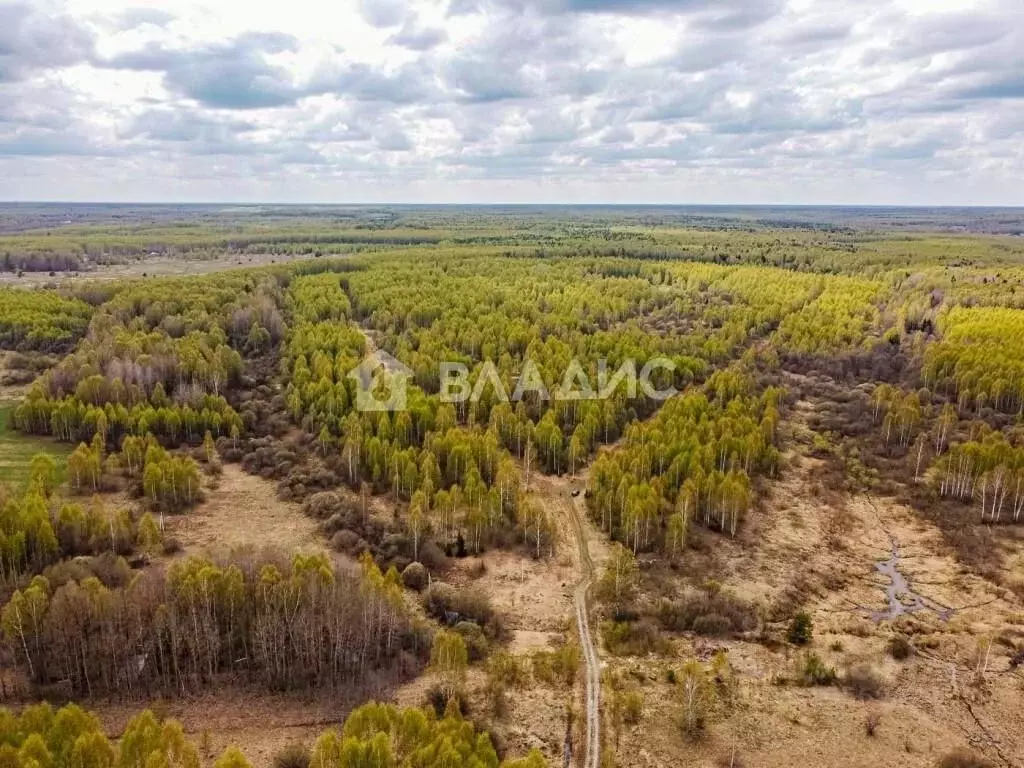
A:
[1,0,1022,204]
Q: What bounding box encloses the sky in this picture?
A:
[0,0,1022,204]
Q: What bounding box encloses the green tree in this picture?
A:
[430,630,468,704]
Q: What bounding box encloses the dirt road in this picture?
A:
[522,468,607,768]
[566,492,601,768]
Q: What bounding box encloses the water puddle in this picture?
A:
[871,535,954,622]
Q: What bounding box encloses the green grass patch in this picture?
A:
[0,404,73,491]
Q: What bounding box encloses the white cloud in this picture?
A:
[0,0,1021,203]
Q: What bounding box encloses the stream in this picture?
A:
[871,535,954,622]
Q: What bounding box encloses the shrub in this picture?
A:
[845,663,884,700]
[887,636,913,660]
[279,466,339,500]
[453,621,490,661]
[43,553,133,590]
[788,612,813,645]
[303,490,354,521]
[692,613,733,637]
[485,676,509,718]
[402,561,429,591]
[425,684,470,717]
[418,540,449,572]
[485,652,527,717]
[273,744,310,768]
[331,530,368,556]
[657,586,758,637]
[865,710,881,737]
[488,652,529,688]
[601,619,669,656]
[531,644,581,688]
[621,690,644,724]
[797,652,837,686]
[239,437,301,480]
[423,583,503,639]
[162,536,182,555]
[937,749,995,768]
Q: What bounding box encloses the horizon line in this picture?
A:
[2,201,1024,209]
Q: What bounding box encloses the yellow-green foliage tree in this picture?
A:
[924,306,1024,414]
[430,630,469,703]
[0,700,546,768]
[0,288,92,352]
[0,703,202,768]
[309,701,545,768]
[0,454,151,581]
[587,371,781,552]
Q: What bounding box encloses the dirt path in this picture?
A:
[567,493,601,768]
[532,471,603,768]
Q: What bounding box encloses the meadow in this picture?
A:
[0,403,73,489]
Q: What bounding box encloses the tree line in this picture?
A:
[15,389,243,450]
[923,306,1024,414]
[10,269,287,447]
[309,700,546,768]
[0,699,547,768]
[933,430,1024,523]
[0,288,92,353]
[0,453,156,585]
[1,551,416,697]
[0,704,201,768]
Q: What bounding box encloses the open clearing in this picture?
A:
[90,687,393,768]
[607,445,1024,768]
[0,403,72,489]
[0,252,323,289]
[166,465,326,558]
